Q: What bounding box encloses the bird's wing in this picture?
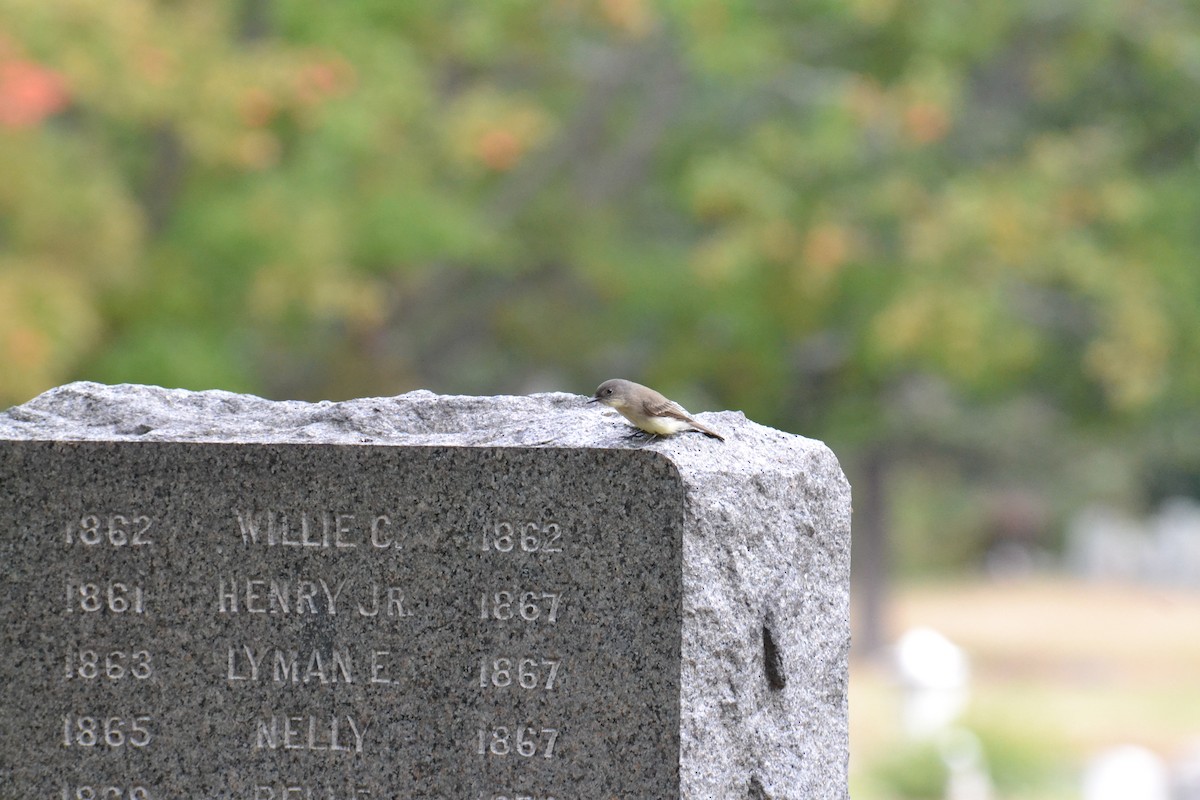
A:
[643,395,725,440]
[642,396,693,422]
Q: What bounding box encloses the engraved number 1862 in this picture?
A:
[66,515,153,547]
[481,523,562,554]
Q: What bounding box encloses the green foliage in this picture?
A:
[969,720,1073,797]
[862,723,1073,800]
[865,739,947,799]
[1,0,1198,500]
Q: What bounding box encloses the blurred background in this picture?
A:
[2,0,1199,796]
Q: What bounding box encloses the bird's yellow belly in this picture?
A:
[623,412,690,435]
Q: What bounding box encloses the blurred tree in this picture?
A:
[3,0,1199,650]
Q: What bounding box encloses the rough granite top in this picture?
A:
[0,382,829,479]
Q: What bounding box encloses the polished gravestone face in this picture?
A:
[1,442,684,799]
[1,382,852,800]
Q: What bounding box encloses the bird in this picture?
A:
[590,379,725,441]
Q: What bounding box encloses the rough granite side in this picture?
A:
[0,382,851,799]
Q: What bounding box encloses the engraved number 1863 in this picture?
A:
[64,650,153,681]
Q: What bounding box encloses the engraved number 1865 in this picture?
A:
[62,715,152,748]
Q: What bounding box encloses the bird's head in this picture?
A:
[590,379,630,409]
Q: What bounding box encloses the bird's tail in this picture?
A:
[690,420,725,442]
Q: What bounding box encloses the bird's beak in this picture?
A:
[587,396,599,404]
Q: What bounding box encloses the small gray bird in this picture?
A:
[590,379,725,441]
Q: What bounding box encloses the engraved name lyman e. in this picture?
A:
[226,645,396,685]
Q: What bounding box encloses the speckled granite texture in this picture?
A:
[0,382,850,799]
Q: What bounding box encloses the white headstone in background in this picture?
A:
[1083,745,1169,800]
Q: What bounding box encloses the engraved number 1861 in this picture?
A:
[66,581,145,614]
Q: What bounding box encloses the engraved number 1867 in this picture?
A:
[476,726,559,758]
[479,591,561,623]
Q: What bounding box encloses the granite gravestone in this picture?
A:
[0,382,851,800]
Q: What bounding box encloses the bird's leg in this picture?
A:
[622,430,657,448]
